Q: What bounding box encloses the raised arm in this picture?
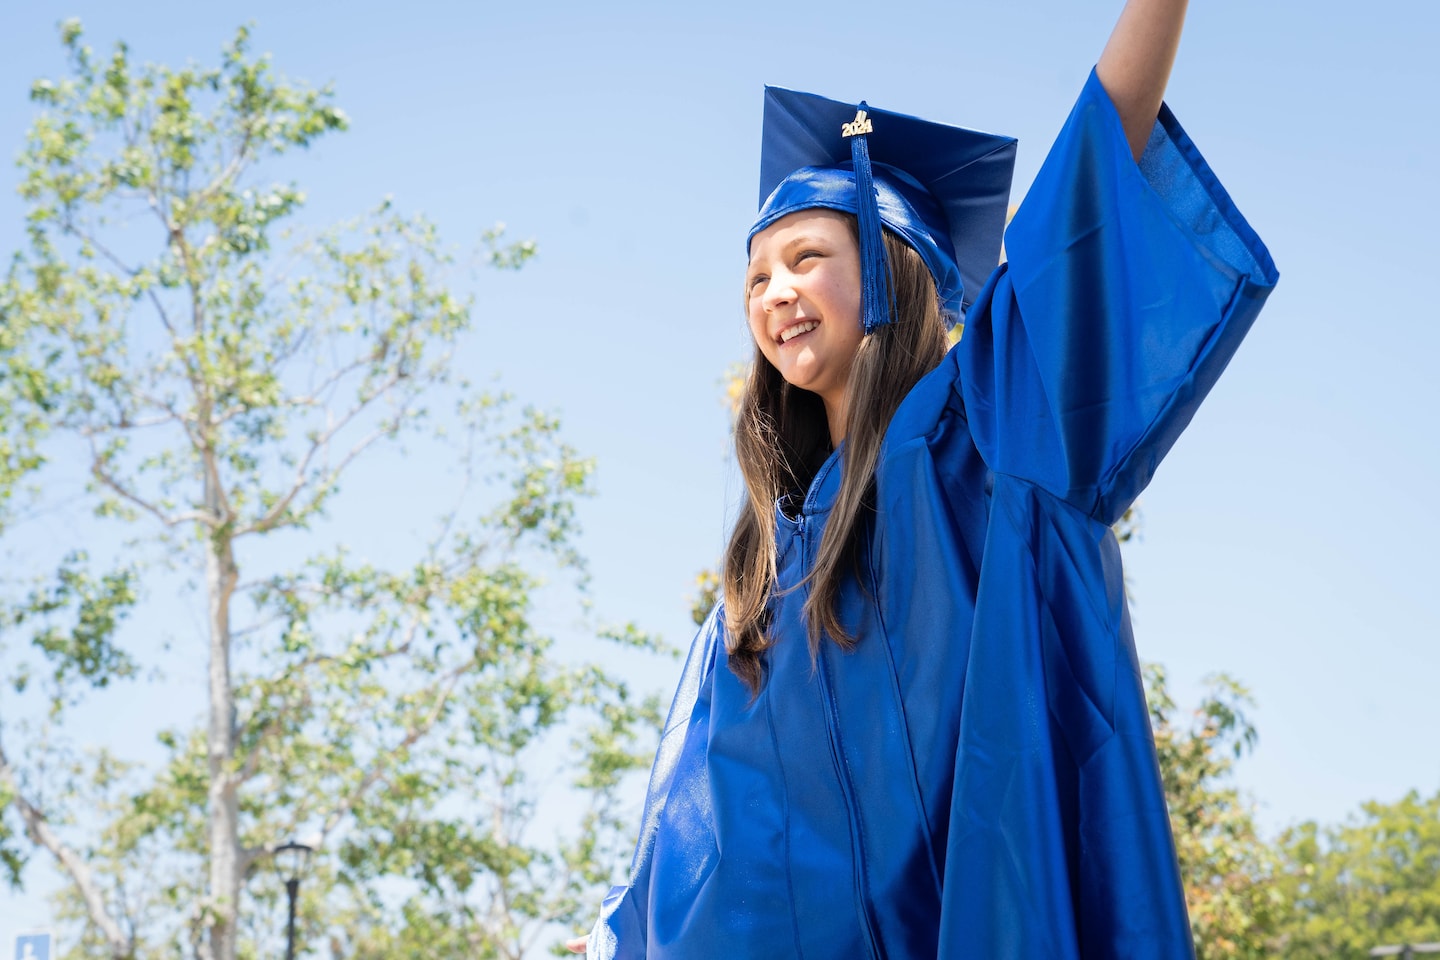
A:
[1095,0,1189,161]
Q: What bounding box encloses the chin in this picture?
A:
[777,360,822,392]
[780,371,823,394]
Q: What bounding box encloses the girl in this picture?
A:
[573,0,1277,955]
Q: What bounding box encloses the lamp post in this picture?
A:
[275,840,314,960]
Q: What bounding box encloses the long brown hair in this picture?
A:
[724,223,948,695]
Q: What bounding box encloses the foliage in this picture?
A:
[688,570,720,628]
[1145,665,1283,959]
[0,21,658,960]
[0,307,46,530]
[1273,789,1440,959]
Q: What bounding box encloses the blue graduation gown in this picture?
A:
[587,69,1278,959]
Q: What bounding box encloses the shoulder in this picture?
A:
[873,343,990,519]
[882,344,964,453]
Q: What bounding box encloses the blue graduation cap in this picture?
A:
[749,87,1018,331]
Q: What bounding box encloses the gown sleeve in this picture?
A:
[958,67,1278,526]
[923,69,1280,958]
[584,604,723,959]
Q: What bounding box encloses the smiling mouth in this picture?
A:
[778,320,819,345]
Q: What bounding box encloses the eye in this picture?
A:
[794,249,822,264]
[747,273,769,293]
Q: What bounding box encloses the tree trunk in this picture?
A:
[204,468,240,960]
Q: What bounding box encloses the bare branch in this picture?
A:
[146,285,178,338]
[123,387,201,447]
[0,739,135,959]
[227,610,289,640]
[237,369,410,537]
[88,434,212,529]
[62,217,141,278]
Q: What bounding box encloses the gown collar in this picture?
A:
[774,443,845,528]
[804,444,844,515]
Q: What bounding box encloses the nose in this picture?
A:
[761,271,796,314]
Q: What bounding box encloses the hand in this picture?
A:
[564,935,588,954]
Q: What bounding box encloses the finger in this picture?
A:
[564,935,588,954]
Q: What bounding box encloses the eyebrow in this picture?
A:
[747,235,827,270]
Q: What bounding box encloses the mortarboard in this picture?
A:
[749,86,1018,331]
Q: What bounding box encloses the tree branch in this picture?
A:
[87,434,211,529]
[314,663,468,842]
[62,218,140,278]
[237,370,410,537]
[230,705,292,790]
[232,624,454,878]
[136,387,202,442]
[0,738,135,959]
[208,350,365,430]
[190,122,256,213]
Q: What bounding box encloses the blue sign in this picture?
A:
[15,934,51,960]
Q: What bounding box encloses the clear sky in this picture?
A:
[2,0,1438,947]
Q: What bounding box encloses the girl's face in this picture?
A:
[745,210,864,418]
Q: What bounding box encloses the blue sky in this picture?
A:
[2,0,1438,946]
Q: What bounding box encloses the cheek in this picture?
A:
[746,302,774,354]
[829,277,863,329]
[745,300,764,339]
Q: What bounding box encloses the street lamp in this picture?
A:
[275,840,314,960]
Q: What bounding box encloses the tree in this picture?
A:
[1273,789,1440,959]
[0,23,660,960]
[1145,665,1283,959]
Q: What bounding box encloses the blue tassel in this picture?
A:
[849,108,892,334]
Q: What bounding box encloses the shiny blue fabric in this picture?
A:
[754,85,1016,319]
[587,69,1278,959]
[749,162,966,325]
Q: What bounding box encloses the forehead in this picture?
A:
[746,209,854,263]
